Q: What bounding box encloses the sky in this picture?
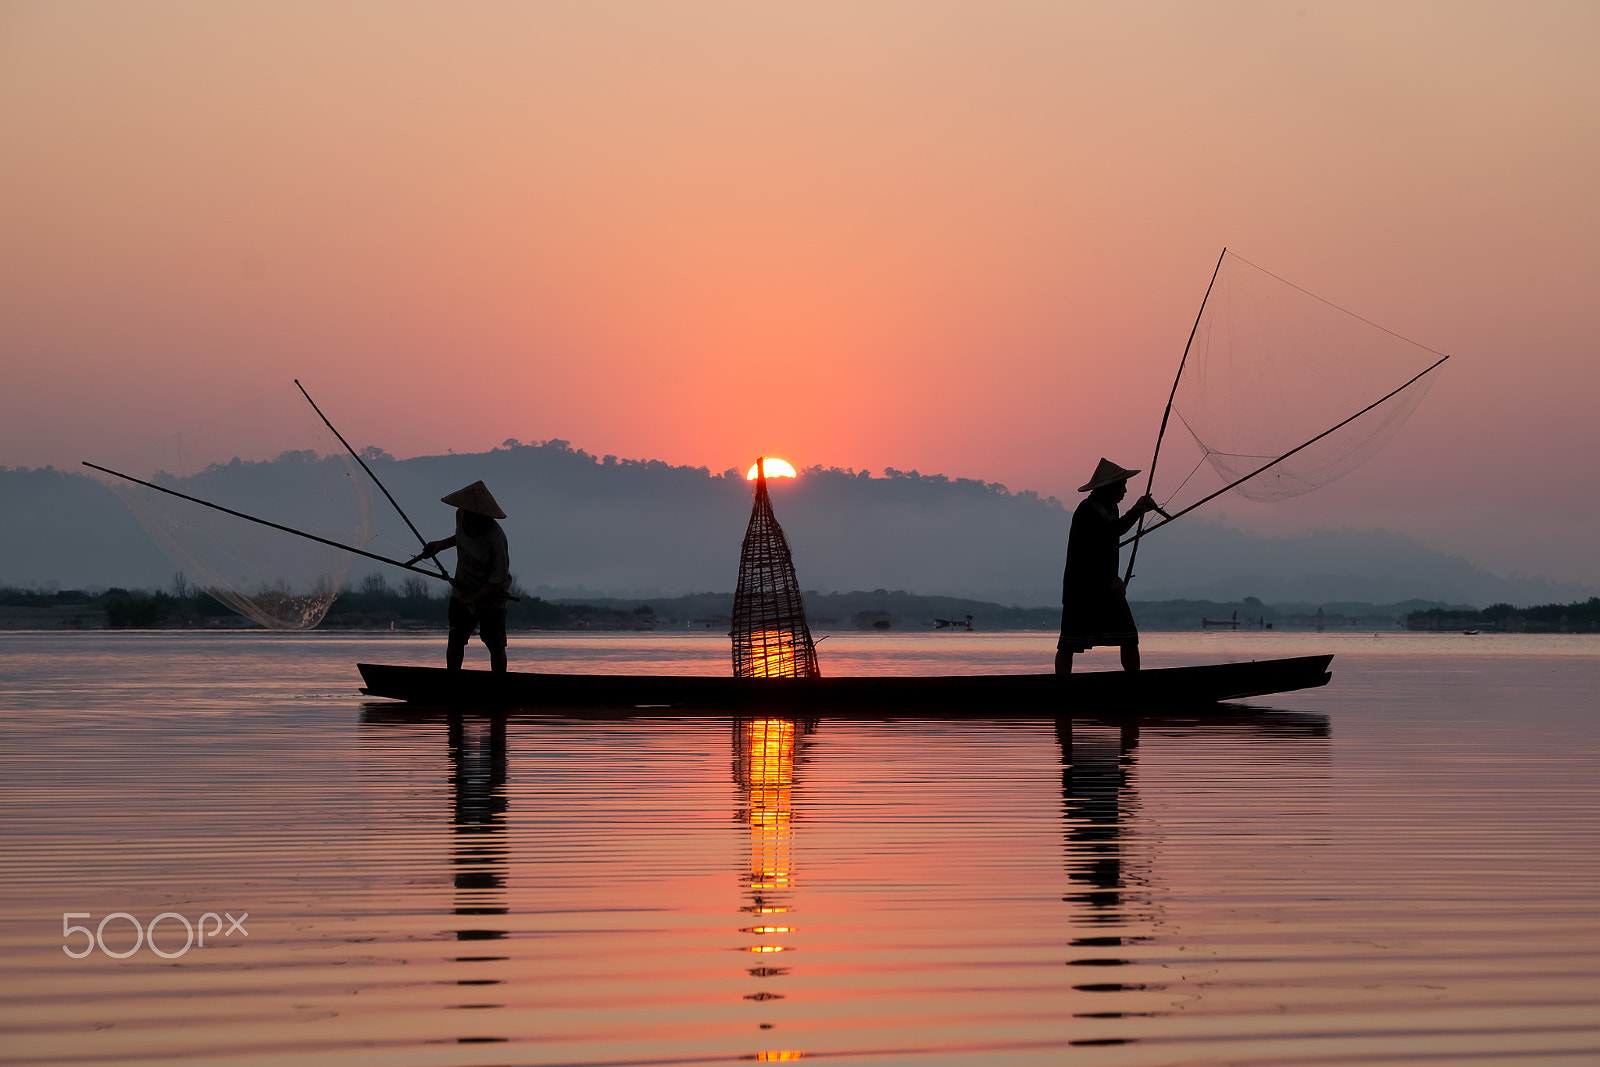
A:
[2,1,1598,587]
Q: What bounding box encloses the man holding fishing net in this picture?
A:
[1056,459,1158,675]
[409,481,512,673]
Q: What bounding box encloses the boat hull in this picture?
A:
[357,655,1333,714]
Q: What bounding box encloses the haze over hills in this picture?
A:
[2,441,1591,608]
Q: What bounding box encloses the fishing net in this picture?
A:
[93,386,375,629]
[731,462,820,678]
[1162,252,1446,506]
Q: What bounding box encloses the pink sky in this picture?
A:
[2,2,1597,586]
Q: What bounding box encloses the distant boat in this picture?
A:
[357,655,1334,713]
[934,614,974,631]
[1463,629,1481,635]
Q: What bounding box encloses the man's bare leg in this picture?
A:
[1120,642,1141,672]
[447,640,466,670]
[1055,649,1074,675]
[489,645,507,673]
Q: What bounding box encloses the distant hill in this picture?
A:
[3,442,1591,608]
[0,465,174,590]
[1125,522,1595,608]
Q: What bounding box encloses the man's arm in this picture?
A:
[405,535,456,566]
[1113,496,1158,536]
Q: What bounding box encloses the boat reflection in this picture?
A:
[733,716,814,1040]
[354,700,1326,1056]
[1057,710,1330,1034]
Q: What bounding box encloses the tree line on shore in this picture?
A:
[0,578,646,631]
[1404,598,1600,632]
[7,577,1599,634]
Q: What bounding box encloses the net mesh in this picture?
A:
[731,464,820,679]
[94,387,375,629]
[1164,252,1445,505]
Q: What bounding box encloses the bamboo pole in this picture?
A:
[82,461,521,600]
[1124,247,1227,585]
[293,379,450,583]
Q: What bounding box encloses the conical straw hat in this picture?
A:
[440,480,506,519]
[1077,458,1141,493]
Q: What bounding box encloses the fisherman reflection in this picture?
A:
[1056,711,1332,1031]
[410,481,512,673]
[1056,459,1158,675]
[450,713,508,921]
[733,717,812,1026]
[1057,718,1142,923]
[447,713,510,1030]
[353,708,512,1044]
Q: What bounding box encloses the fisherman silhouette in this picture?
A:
[1056,459,1157,675]
[409,481,512,672]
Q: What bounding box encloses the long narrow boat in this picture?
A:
[357,654,1332,713]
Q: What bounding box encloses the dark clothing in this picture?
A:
[450,512,511,606]
[1058,496,1142,653]
[449,595,507,650]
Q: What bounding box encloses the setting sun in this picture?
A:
[746,458,797,480]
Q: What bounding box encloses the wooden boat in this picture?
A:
[357,654,1332,713]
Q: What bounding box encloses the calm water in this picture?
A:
[1,631,1597,1066]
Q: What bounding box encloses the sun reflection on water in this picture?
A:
[734,717,810,1044]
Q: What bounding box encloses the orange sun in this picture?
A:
[746,458,797,480]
